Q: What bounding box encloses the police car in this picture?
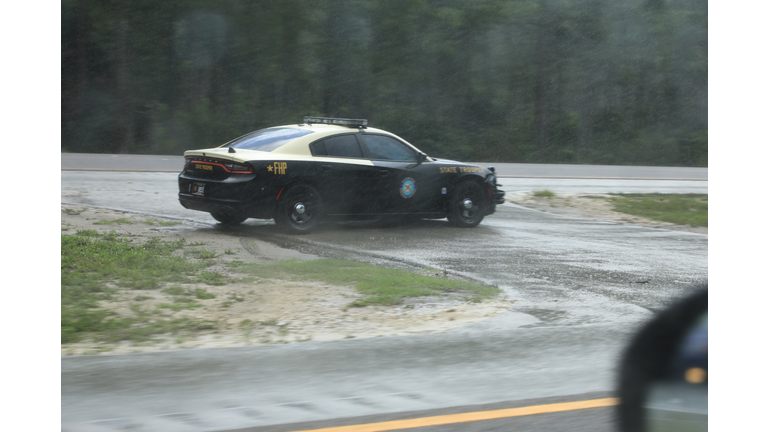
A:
[178,117,505,233]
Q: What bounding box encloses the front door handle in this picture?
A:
[321,165,332,173]
[378,169,390,177]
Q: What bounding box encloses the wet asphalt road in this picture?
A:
[60,157,707,432]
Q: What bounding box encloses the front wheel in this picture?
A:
[447,181,487,228]
[274,185,323,234]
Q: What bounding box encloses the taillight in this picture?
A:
[186,158,253,174]
[224,162,253,173]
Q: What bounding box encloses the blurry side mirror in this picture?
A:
[407,152,428,169]
[617,285,708,432]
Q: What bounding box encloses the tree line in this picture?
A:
[61,0,707,166]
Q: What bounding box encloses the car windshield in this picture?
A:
[226,127,314,152]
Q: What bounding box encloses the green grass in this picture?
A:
[158,301,201,312]
[533,190,555,198]
[609,194,708,227]
[93,218,133,225]
[62,232,501,346]
[161,286,217,299]
[194,288,216,299]
[241,259,500,307]
[226,260,245,269]
[61,232,220,343]
[162,286,186,296]
[62,235,195,291]
[185,248,219,259]
[198,270,226,285]
[145,218,182,226]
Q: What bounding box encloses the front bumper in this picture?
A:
[492,188,505,205]
[484,188,505,216]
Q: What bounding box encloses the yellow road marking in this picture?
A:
[287,398,618,432]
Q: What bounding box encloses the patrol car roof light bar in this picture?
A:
[303,116,368,128]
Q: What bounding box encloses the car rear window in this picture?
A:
[227,127,314,152]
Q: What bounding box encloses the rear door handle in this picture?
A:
[321,165,332,172]
[378,169,390,177]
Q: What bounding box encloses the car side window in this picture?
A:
[360,134,417,162]
[311,135,363,158]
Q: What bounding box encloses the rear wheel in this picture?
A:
[211,209,247,225]
[447,181,486,228]
[274,185,322,234]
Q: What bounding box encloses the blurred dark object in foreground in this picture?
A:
[617,285,708,432]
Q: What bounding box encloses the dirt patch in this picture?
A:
[61,205,514,355]
[505,193,708,234]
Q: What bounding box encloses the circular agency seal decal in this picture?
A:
[400,177,417,199]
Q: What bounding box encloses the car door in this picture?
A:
[310,134,379,215]
[358,134,444,215]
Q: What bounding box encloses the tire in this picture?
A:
[447,181,487,228]
[274,185,322,234]
[211,209,247,225]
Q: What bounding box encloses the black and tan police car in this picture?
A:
[178,117,505,233]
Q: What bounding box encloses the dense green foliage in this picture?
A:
[62,0,707,166]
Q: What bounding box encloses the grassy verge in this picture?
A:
[609,194,708,227]
[62,232,500,345]
[240,259,500,307]
[533,190,555,198]
[61,231,221,344]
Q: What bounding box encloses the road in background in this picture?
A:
[60,157,707,432]
[61,154,707,225]
[61,153,707,180]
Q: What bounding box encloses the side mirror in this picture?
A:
[406,152,428,169]
[617,285,708,432]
